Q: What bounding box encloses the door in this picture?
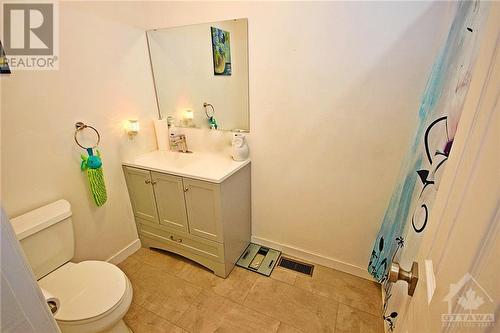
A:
[1,210,61,333]
[401,56,499,332]
[183,178,222,242]
[123,166,158,223]
[151,172,189,232]
[383,5,499,332]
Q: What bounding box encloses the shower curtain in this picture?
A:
[367,1,488,330]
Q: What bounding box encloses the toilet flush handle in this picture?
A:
[47,300,58,315]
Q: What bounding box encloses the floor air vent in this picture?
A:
[278,257,314,276]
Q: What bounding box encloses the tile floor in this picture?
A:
[119,247,384,333]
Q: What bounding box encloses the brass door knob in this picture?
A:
[145,179,151,184]
[389,261,419,296]
[184,188,189,192]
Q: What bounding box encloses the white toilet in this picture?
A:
[11,199,133,333]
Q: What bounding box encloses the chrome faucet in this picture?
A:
[170,134,190,153]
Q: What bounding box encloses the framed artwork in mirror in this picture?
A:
[211,27,231,76]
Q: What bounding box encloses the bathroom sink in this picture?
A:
[135,150,195,169]
[122,150,250,183]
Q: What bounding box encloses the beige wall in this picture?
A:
[1,2,452,273]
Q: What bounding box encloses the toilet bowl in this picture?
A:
[11,200,133,333]
[40,261,133,333]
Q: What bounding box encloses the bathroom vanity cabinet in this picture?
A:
[122,157,250,278]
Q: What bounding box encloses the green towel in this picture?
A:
[81,148,107,207]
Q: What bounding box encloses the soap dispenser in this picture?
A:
[231,133,249,161]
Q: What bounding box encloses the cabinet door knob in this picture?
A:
[145,179,151,184]
[184,187,189,192]
[170,235,183,243]
[151,180,157,185]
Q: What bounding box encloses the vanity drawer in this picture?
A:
[136,219,224,263]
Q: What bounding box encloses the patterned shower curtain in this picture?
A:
[367,1,488,330]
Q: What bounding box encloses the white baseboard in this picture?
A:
[106,236,374,281]
[106,239,141,265]
[251,236,374,281]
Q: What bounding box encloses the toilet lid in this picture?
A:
[39,261,127,322]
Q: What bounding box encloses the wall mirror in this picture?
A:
[147,18,249,131]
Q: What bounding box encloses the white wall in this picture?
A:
[1,1,451,275]
[149,19,249,130]
[135,1,453,275]
[1,2,158,261]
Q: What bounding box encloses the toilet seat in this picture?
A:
[39,260,127,322]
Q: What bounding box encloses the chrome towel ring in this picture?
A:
[203,102,215,119]
[74,122,100,149]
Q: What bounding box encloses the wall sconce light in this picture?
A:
[183,109,194,127]
[126,119,140,137]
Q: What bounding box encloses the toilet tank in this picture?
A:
[10,199,75,280]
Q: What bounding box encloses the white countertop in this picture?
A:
[123,150,250,183]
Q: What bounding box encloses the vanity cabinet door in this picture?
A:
[151,172,189,233]
[123,167,159,223]
[183,178,222,243]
